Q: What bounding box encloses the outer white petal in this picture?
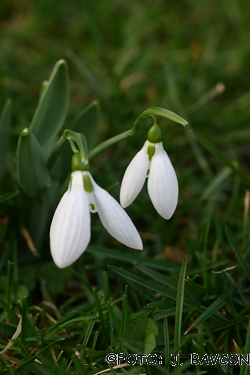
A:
[147,142,178,219]
[120,141,149,207]
[89,175,143,250]
[50,171,91,268]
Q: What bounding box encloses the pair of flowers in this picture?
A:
[50,140,178,268]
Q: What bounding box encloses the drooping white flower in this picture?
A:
[50,171,90,268]
[50,171,142,268]
[120,141,178,219]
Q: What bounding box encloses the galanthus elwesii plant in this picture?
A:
[50,115,187,267]
[120,122,178,219]
[16,59,188,268]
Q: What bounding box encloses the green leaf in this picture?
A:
[17,128,51,201]
[49,102,101,177]
[122,318,158,354]
[69,101,100,148]
[143,332,156,354]
[134,317,158,336]
[29,60,69,147]
[0,99,12,179]
[122,330,145,352]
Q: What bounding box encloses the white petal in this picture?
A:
[120,141,149,207]
[50,171,91,268]
[90,175,143,250]
[147,142,178,219]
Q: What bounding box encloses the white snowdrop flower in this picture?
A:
[50,171,90,268]
[50,171,142,268]
[120,139,178,220]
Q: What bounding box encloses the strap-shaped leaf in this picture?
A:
[0,99,12,179]
[48,101,100,178]
[69,101,100,148]
[29,60,69,147]
[17,129,51,199]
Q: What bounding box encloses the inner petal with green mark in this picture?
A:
[83,173,97,213]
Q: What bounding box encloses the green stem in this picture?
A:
[63,129,88,163]
[64,107,187,161]
[89,116,157,159]
[89,130,132,159]
[132,114,157,135]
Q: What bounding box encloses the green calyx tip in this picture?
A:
[83,173,93,193]
[71,152,89,172]
[147,124,162,143]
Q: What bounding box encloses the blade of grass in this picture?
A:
[16,337,65,371]
[109,265,178,301]
[121,285,129,334]
[71,355,87,375]
[202,223,210,298]
[0,294,19,324]
[164,317,169,371]
[92,289,109,343]
[88,246,179,272]
[0,353,15,374]
[21,296,28,344]
[107,302,121,336]
[240,318,250,375]
[135,264,176,289]
[174,256,187,371]
[79,309,98,354]
[194,131,250,187]
[225,226,250,281]
[185,293,228,334]
[6,261,14,306]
